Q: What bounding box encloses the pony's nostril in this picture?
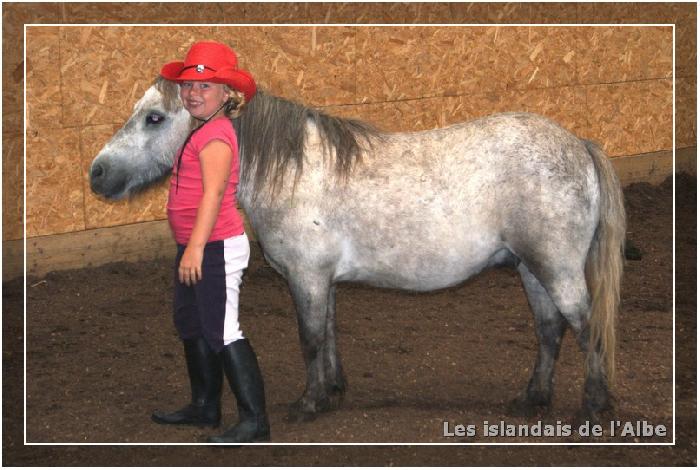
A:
[91,163,104,179]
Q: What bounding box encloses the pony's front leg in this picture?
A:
[323,285,346,409]
[287,274,334,422]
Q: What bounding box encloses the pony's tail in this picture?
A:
[583,140,626,385]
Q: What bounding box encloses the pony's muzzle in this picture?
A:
[89,159,126,199]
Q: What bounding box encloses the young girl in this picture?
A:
[151,41,269,444]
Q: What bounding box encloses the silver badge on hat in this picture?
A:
[196,64,205,73]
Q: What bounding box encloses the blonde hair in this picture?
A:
[223,86,247,118]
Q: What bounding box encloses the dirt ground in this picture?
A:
[3,174,696,465]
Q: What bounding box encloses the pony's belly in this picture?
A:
[341,270,474,292]
[335,246,513,292]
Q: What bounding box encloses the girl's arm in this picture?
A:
[178,140,233,286]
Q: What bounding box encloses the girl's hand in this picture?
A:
[179,244,204,286]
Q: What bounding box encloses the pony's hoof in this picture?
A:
[573,408,601,428]
[573,404,614,428]
[507,394,550,417]
[577,394,615,426]
[326,388,345,411]
[507,399,546,417]
[286,399,321,423]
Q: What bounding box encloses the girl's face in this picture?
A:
[179,81,228,120]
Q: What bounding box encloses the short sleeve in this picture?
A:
[191,119,237,156]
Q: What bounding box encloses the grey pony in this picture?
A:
[90,78,625,422]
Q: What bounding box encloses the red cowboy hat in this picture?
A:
[160,41,257,102]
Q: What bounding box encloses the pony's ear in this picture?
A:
[153,76,182,112]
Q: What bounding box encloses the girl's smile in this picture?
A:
[180,81,228,120]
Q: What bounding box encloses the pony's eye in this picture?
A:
[146,112,165,125]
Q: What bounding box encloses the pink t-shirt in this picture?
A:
[166,117,245,245]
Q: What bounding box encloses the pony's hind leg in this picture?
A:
[534,264,613,422]
[575,325,612,423]
[509,262,567,416]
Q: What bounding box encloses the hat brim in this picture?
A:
[160,61,187,80]
[160,61,256,101]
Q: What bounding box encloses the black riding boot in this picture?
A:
[208,338,270,443]
[152,337,223,427]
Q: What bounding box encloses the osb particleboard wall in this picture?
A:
[4,2,697,244]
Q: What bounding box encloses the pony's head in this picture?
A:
[89,77,190,199]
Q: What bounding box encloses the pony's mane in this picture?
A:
[232,90,382,199]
